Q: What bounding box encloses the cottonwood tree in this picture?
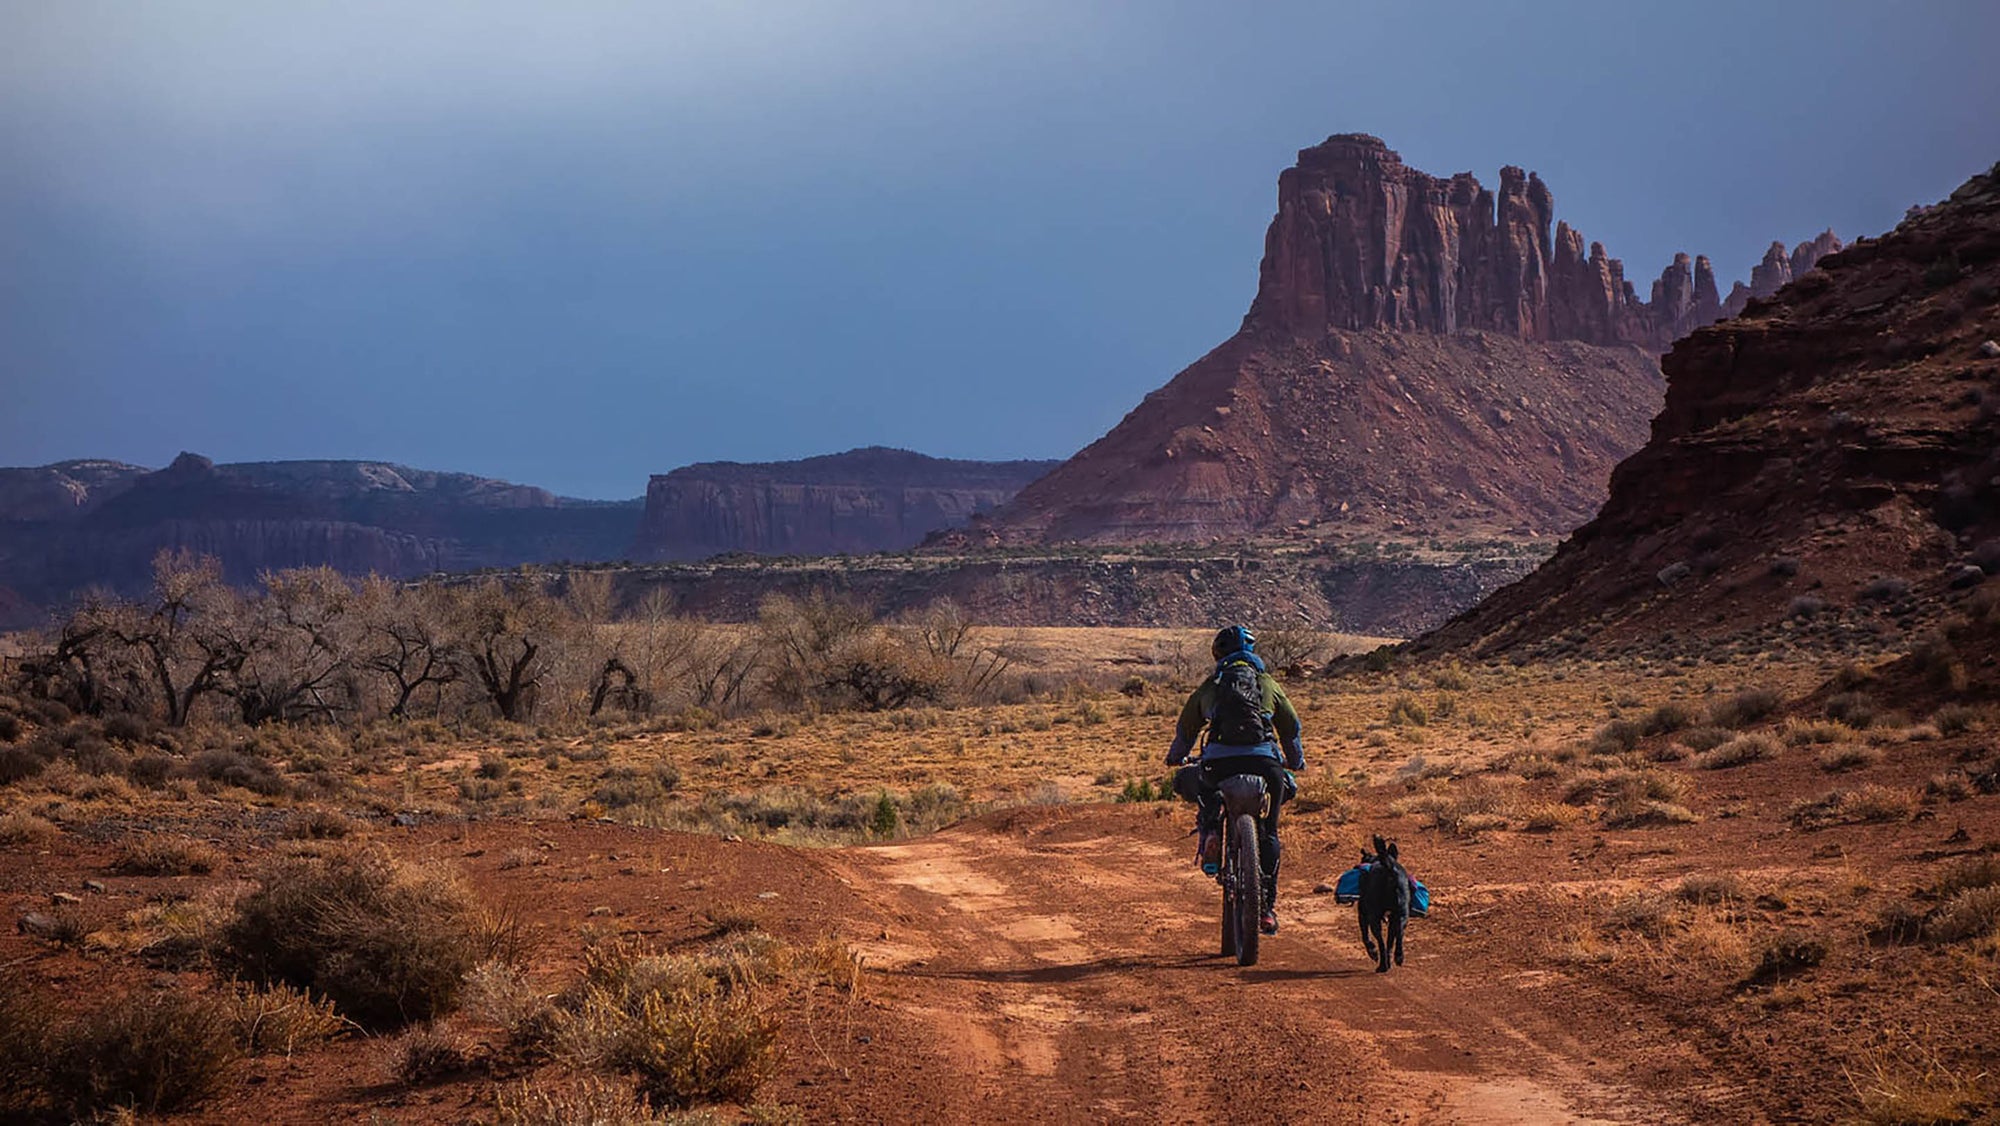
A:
[109,550,247,726]
[355,578,459,719]
[450,575,566,722]
[227,567,356,725]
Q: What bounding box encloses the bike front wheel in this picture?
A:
[1229,811,1260,966]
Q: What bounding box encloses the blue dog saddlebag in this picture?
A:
[1336,864,1432,916]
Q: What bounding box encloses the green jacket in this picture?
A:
[1167,664,1303,767]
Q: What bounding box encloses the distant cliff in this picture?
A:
[0,454,641,619]
[630,447,1057,561]
[952,133,1839,550]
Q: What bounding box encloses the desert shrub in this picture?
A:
[1676,873,1744,904]
[1386,695,1429,727]
[1641,702,1698,736]
[43,989,241,1116]
[1825,692,1879,730]
[0,809,59,846]
[1389,779,1510,835]
[1926,886,2000,943]
[1430,663,1472,691]
[394,1028,473,1085]
[1590,719,1645,754]
[1925,771,1973,802]
[101,713,150,744]
[551,943,779,1110]
[1788,785,1917,829]
[1788,594,1826,619]
[1606,891,1683,938]
[1602,797,1699,828]
[1289,769,1353,820]
[284,808,356,840]
[226,981,350,1056]
[1784,719,1852,746]
[495,1075,684,1125]
[1709,688,1781,729]
[1932,704,1980,737]
[1936,856,2000,899]
[1695,733,1782,770]
[184,748,288,796]
[1746,934,1826,983]
[0,744,50,785]
[111,835,223,876]
[1859,575,1910,602]
[1519,802,1583,832]
[0,712,20,743]
[126,752,176,788]
[1818,745,1882,773]
[218,848,488,1029]
[1677,726,1732,753]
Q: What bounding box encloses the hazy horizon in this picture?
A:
[5,1,1998,498]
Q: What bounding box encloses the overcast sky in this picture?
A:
[3,1,1997,497]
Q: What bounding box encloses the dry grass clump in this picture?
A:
[1641,702,1699,736]
[1676,872,1746,905]
[1388,778,1512,835]
[1825,692,1879,730]
[1695,733,1781,770]
[1668,907,1757,979]
[1931,704,1982,736]
[1677,726,1733,753]
[1925,886,2000,944]
[547,942,781,1109]
[1846,1039,1993,1125]
[217,847,492,1029]
[283,808,357,840]
[1288,768,1354,821]
[226,981,351,1056]
[1606,891,1684,939]
[1818,744,1884,773]
[4,987,244,1118]
[110,835,223,876]
[0,808,59,845]
[1744,933,1827,984]
[1518,802,1585,832]
[494,1075,687,1126]
[393,1028,474,1085]
[1787,785,1918,829]
[1708,687,1781,729]
[1784,719,1854,746]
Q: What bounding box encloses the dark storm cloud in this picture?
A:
[3,1,1997,496]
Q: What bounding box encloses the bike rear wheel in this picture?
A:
[1229,811,1260,966]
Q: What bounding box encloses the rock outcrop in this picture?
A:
[0,455,643,620]
[630,448,1056,561]
[1242,134,1820,352]
[1721,230,1846,317]
[1419,162,2000,657]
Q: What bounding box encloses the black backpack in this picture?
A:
[1208,659,1271,746]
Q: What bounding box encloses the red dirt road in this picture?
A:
[811,805,1654,1125]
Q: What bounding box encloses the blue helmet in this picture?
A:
[1211,625,1256,660]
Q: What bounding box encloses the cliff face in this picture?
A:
[0,454,642,618]
[1420,161,2000,657]
[1243,134,1819,352]
[1721,230,1846,317]
[631,447,1056,561]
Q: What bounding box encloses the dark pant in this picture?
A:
[1175,756,1287,908]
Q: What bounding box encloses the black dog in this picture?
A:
[1358,835,1411,973]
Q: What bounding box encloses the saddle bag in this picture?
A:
[1333,863,1432,917]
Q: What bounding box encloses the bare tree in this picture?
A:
[227,567,355,725]
[356,578,459,719]
[450,576,566,722]
[108,550,246,726]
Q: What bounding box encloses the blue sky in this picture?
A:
[3,1,1996,498]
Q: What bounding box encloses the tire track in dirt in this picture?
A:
[822,806,1674,1125]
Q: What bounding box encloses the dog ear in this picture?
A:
[1387,840,1399,860]
[1372,834,1389,857]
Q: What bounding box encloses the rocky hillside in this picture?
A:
[0,454,642,621]
[630,447,1056,561]
[953,134,1831,549]
[1418,161,2000,658]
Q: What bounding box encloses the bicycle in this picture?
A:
[1213,772,1269,966]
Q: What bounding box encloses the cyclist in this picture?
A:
[1167,625,1304,935]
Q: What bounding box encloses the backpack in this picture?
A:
[1208,659,1271,746]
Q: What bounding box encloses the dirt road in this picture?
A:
[810,805,1664,1125]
